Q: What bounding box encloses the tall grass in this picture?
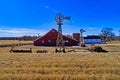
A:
[0,41,120,80]
[0,52,120,80]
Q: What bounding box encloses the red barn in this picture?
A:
[34,28,79,46]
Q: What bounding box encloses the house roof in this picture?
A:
[84,35,101,39]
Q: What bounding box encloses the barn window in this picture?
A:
[48,40,51,42]
[65,40,69,42]
[42,40,44,43]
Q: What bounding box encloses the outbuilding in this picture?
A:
[84,35,105,44]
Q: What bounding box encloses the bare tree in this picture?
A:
[100,28,114,42]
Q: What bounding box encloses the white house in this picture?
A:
[83,35,105,44]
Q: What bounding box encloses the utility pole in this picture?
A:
[55,13,70,53]
[118,30,120,41]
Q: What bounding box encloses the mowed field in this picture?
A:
[0,40,120,80]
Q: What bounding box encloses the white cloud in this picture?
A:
[0,28,46,37]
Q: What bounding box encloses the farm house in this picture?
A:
[84,35,105,44]
[34,28,79,46]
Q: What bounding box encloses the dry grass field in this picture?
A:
[0,40,33,45]
[0,40,120,80]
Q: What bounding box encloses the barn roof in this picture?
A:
[35,28,57,41]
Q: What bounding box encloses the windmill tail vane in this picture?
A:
[64,16,71,20]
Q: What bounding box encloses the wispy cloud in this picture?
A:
[0,28,46,37]
[44,4,59,14]
[87,27,96,30]
[44,5,49,9]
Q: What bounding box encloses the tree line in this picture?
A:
[0,36,39,41]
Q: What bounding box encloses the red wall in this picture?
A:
[73,33,80,41]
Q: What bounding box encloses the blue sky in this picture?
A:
[0,0,120,37]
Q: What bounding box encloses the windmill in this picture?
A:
[80,29,85,46]
[55,13,70,53]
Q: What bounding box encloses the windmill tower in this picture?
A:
[55,13,70,53]
[80,29,85,46]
